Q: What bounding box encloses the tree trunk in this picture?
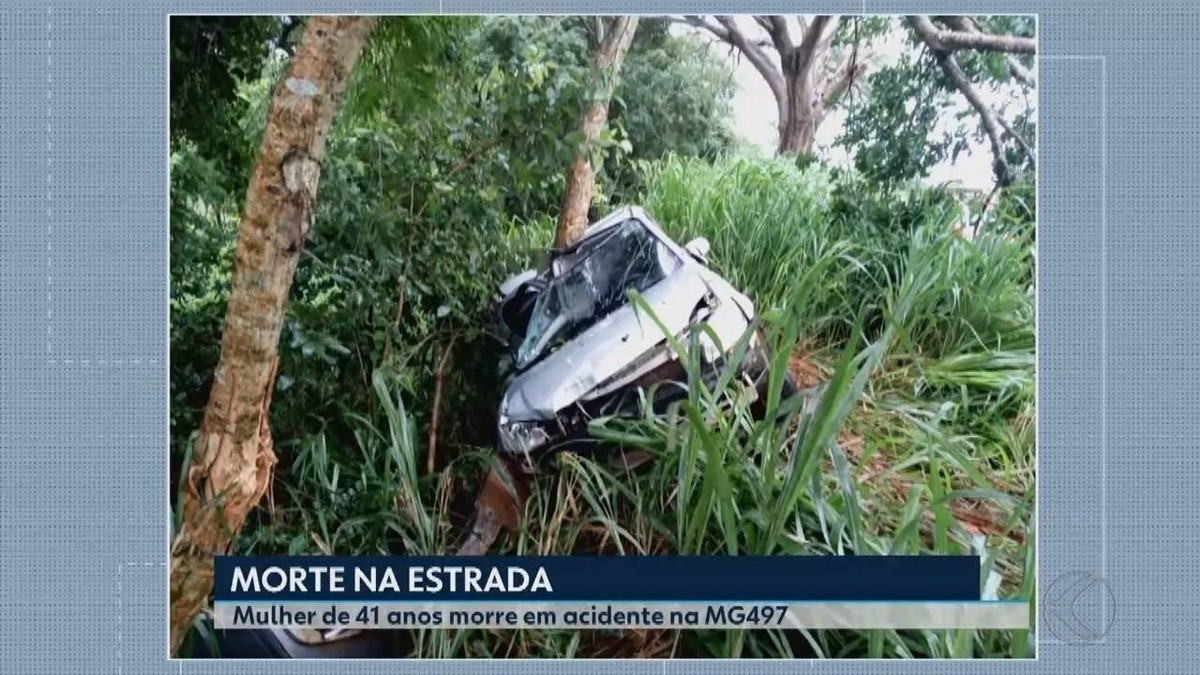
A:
[553,17,639,249]
[774,17,835,157]
[778,74,821,156]
[676,16,850,159]
[168,15,374,654]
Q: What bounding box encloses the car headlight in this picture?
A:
[497,420,553,457]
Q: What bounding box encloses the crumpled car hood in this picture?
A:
[499,267,711,422]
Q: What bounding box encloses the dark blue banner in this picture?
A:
[214,555,980,602]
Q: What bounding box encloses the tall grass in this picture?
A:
[642,155,1033,355]
[641,156,848,336]
[633,156,1034,657]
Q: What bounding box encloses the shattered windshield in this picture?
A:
[516,219,682,368]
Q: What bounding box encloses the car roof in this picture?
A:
[580,205,652,241]
[569,206,681,256]
[546,206,690,281]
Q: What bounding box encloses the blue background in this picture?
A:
[213,555,981,601]
[0,1,1191,673]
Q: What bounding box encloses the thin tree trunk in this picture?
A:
[168,16,374,654]
[553,17,639,249]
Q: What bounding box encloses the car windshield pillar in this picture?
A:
[516,219,681,368]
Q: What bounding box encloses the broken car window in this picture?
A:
[516,219,682,368]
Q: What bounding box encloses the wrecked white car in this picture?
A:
[493,206,796,464]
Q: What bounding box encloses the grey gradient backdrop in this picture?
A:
[0,1,1188,673]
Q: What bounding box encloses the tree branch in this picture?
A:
[678,15,730,42]
[793,15,834,76]
[911,15,1036,54]
[759,15,794,55]
[595,16,637,66]
[426,330,460,474]
[824,44,866,108]
[937,16,1035,85]
[795,16,808,37]
[1004,54,1035,86]
[672,15,772,48]
[590,16,605,50]
[673,15,789,143]
[909,16,1014,186]
[709,16,788,110]
[996,112,1037,169]
[816,16,842,55]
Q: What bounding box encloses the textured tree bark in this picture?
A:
[553,16,639,249]
[778,70,820,156]
[168,16,374,654]
[780,16,840,157]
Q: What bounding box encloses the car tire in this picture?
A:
[751,370,798,421]
[780,371,798,401]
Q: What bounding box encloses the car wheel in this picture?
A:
[751,370,798,421]
[780,371,798,400]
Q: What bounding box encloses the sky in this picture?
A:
[680,17,1034,192]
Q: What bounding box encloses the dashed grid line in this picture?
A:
[47,357,160,366]
[46,5,53,357]
[41,4,157,371]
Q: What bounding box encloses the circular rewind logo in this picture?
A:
[1043,571,1115,644]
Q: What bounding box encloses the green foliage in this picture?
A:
[351,175,1036,654]
[169,15,739,453]
[499,156,1036,658]
[953,16,1036,86]
[341,16,481,120]
[837,16,1037,186]
[170,16,278,187]
[840,55,956,183]
[989,176,1036,243]
[169,144,236,444]
[641,154,1027,359]
[613,20,735,164]
[831,15,893,48]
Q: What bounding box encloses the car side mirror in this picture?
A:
[684,237,711,263]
